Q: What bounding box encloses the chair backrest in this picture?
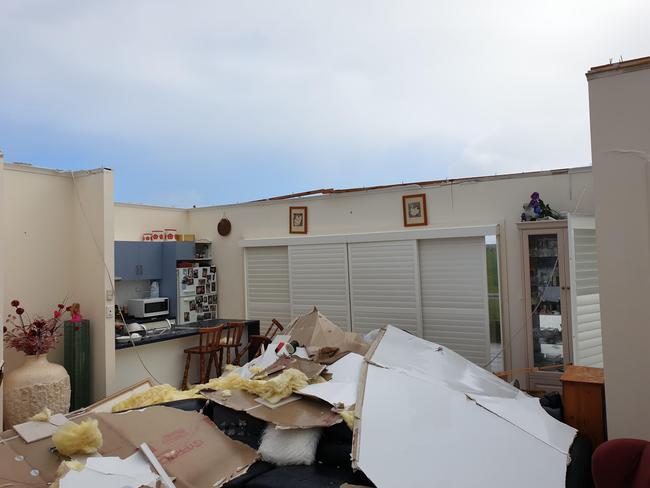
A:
[199,325,223,349]
[222,322,245,345]
[265,319,284,340]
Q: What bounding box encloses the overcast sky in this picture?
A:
[1,1,648,206]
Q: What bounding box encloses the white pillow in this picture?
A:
[258,423,322,466]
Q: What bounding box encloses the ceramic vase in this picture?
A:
[3,354,71,428]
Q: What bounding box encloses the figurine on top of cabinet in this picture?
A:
[521,192,562,222]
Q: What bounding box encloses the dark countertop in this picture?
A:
[115,318,260,350]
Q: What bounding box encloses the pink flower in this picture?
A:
[54,311,62,318]
[57,304,65,309]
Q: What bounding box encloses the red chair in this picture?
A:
[592,439,650,487]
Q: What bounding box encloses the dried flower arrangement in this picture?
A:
[4,300,69,355]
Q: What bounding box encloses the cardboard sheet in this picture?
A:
[286,308,369,363]
[202,389,341,429]
[354,325,575,488]
[0,443,48,487]
[298,352,364,408]
[95,406,258,488]
[257,356,326,380]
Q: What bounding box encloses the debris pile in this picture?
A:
[0,307,580,488]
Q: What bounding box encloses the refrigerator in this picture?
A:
[177,265,218,324]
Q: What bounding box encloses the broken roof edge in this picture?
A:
[186,165,592,211]
[4,162,110,178]
[587,55,650,80]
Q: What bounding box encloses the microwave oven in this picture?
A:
[128,297,169,318]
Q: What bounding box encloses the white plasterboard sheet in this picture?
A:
[371,325,519,398]
[13,414,70,443]
[298,352,364,408]
[468,392,577,454]
[61,452,157,488]
[238,336,291,378]
[357,365,568,488]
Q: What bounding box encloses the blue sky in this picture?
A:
[1,1,649,207]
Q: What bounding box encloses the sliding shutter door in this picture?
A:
[245,247,291,329]
[289,244,350,328]
[348,240,420,336]
[569,216,603,367]
[419,237,490,365]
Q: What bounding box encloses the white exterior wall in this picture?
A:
[2,164,115,406]
[588,64,650,439]
[0,155,5,420]
[114,203,190,241]
[185,169,594,379]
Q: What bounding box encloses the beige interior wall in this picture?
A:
[184,169,594,379]
[588,66,650,439]
[71,169,115,400]
[2,164,114,403]
[114,203,189,241]
[2,165,75,372]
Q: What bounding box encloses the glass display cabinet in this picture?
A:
[519,220,572,392]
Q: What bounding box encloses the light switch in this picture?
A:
[106,289,114,301]
[106,305,114,319]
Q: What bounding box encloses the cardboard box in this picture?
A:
[0,405,258,488]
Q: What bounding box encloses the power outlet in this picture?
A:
[106,305,114,319]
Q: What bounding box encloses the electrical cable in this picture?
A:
[70,170,162,384]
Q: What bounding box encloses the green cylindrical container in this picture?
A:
[63,320,90,410]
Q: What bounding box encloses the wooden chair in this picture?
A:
[235,319,285,365]
[217,322,246,370]
[181,326,223,390]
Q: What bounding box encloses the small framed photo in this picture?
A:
[289,206,308,234]
[402,194,428,227]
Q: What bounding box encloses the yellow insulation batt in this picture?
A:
[52,419,103,456]
[112,368,309,412]
[340,410,355,430]
[30,407,53,422]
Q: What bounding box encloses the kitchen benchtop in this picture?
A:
[115,318,260,350]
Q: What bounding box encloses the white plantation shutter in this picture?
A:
[245,247,291,330]
[419,237,490,365]
[289,244,351,328]
[569,216,603,367]
[348,240,421,337]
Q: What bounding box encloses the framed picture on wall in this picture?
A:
[402,194,428,227]
[289,206,308,234]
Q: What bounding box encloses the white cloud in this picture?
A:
[1,0,649,204]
